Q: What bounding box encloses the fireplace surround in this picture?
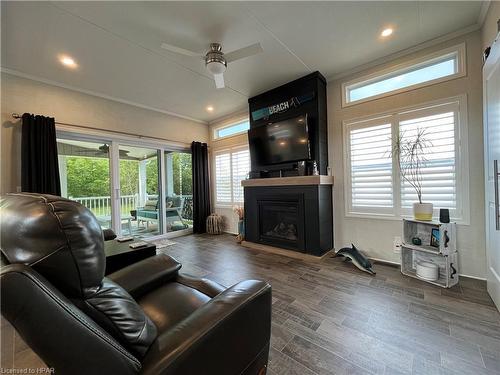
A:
[243,176,333,256]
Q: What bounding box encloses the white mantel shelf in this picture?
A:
[241,175,334,187]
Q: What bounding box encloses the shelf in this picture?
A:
[403,218,458,226]
[403,219,456,255]
[401,246,458,288]
[401,268,449,288]
[241,175,334,187]
[401,243,440,254]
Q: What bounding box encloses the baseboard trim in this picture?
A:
[241,241,334,262]
[369,257,400,266]
[369,256,486,280]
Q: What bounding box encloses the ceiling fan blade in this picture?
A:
[160,42,203,57]
[214,73,225,89]
[225,43,263,63]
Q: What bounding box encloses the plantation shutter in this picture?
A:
[215,152,231,203]
[347,121,394,214]
[231,149,250,203]
[214,147,250,204]
[399,105,458,213]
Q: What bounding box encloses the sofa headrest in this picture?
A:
[0,193,105,298]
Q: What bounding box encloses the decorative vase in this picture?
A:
[413,202,433,221]
[237,219,245,243]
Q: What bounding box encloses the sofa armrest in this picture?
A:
[108,254,181,299]
[142,280,271,375]
[141,280,272,375]
[175,273,226,298]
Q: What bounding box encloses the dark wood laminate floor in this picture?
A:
[2,233,499,374]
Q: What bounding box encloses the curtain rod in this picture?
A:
[11,113,197,147]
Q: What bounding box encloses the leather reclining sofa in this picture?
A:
[0,193,272,374]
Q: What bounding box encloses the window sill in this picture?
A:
[215,203,243,209]
[345,212,469,225]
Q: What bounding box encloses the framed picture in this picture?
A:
[430,228,440,248]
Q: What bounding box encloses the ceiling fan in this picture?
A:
[160,41,263,89]
[74,144,130,158]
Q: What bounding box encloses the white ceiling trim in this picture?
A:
[328,23,481,82]
[477,0,491,26]
[2,68,208,124]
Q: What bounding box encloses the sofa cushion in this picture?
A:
[144,200,158,211]
[166,196,182,208]
[76,278,157,359]
[0,193,105,299]
[138,283,210,335]
[137,210,158,220]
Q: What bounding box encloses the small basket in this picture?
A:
[206,213,223,235]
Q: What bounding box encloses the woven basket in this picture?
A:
[206,213,223,235]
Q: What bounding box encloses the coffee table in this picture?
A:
[104,239,156,275]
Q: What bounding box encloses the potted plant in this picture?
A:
[391,128,433,221]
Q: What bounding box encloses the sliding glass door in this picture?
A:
[57,132,192,239]
[57,138,112,229]
[118,145,161,237]
[164,151,193,233]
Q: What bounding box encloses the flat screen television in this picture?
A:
[248,114,310,166]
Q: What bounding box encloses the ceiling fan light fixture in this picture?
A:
[205,43,227,75]
[206,61,227,75]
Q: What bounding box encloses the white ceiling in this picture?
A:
[1,1,484,123]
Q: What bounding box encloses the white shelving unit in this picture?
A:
[401,219,459,288]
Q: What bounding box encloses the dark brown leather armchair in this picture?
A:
[0,193,271,375]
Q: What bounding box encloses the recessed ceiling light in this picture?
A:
[206,106,214,112]
[59,55,77,68]
[381,28,393,38]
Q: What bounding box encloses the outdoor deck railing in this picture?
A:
[70,194,193,219]
[69,194,138,217]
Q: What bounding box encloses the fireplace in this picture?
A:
[258,199,305,251]
[244,183,333,255]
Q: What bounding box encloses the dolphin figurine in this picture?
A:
[336,244,375,275]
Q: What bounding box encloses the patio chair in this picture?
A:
[136,197,188,231]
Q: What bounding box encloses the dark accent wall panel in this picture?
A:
[248,72,328,175]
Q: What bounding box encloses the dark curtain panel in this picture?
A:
[21,113,61,195]
[191,141,211,233]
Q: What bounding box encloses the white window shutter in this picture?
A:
[231,149,250,203]
[399,110,457,212]
[348,122,394,213]
[215,153,232,203]
[214,147,250,205]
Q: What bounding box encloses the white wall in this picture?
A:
[482,1,500,50]
[208,110,249,234]
[329,31,485,278]
[1,73,209,194]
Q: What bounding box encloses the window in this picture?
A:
[347,121,394,215]
[342,44,465,106]
[213,119,250,139]
[214,147,250,205]
[344,97,468,222]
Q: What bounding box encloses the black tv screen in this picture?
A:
[249,114,311,166]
